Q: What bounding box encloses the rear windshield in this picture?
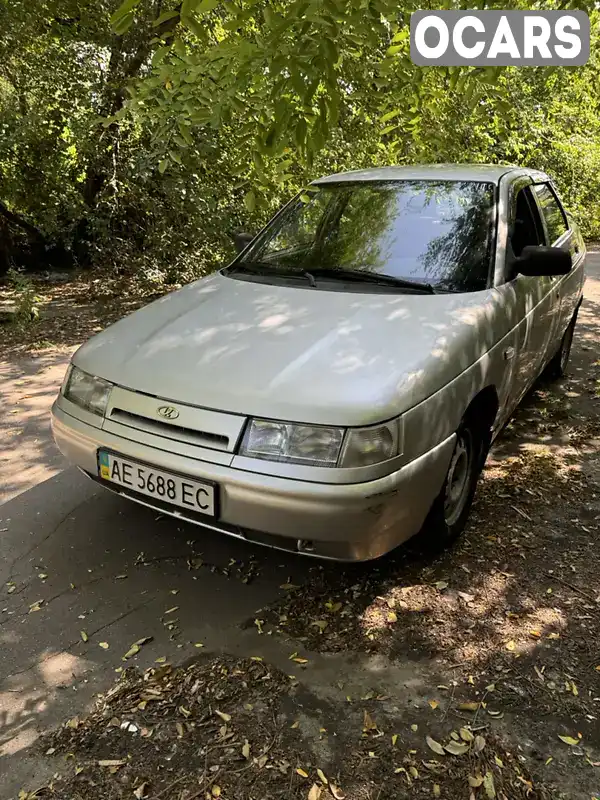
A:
[238,179,496,293]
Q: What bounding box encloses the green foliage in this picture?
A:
[116,0,600,218]
[1,0,600,288]
[5,268,42,324]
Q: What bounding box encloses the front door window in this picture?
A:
[509,186,545,261]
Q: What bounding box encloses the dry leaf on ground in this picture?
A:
[426,736,445,756]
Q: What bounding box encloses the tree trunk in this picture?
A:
[81,7,182,210]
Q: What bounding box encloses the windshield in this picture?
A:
[235,180,496,293]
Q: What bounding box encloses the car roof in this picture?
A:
[312,164,548,185]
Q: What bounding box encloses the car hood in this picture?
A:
[73,273,507,426]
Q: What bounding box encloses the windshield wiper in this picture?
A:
[225,263,435,293]
[303,268,436,294]
[224,262,317,286]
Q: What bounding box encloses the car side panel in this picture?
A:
[401,303,518,462]
[507,275,558,405]
[531,181,585,353]
[400,258,579,466]
[555,228,586,341]
[497,174,559,410]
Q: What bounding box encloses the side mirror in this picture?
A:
[516,245,572,277]
[233,231,254,254]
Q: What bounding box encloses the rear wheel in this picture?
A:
[419,417,488,550]
[546,310,578,379]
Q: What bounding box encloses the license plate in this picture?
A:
[98,451,216,517]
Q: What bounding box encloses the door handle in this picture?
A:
[503,346,515,361]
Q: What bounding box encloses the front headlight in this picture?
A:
[239,417,402,468]
[239,419,344,466]
[62,365,113,417]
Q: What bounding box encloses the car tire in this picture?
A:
[418,416,489,551]
[546,309,578,379]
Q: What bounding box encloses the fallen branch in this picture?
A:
[154,774,187,799]
[544,572,598,605]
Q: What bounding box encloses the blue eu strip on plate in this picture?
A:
[98,449,111,480]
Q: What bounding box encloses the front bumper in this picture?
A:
[51,402,455,561]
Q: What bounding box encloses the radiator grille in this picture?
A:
[110,408,230,451]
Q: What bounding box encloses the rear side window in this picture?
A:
[533,183,569,244]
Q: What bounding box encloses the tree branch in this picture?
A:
[0,200,44,241]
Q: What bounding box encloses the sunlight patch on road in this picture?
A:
[0,724,39,756]
[38,652,88,688]
[0,652,91,757]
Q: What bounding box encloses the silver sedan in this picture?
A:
[51,164,585,560]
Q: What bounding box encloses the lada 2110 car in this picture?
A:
[51,164,586,561]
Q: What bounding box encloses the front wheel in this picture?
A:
[419,421,485,550]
